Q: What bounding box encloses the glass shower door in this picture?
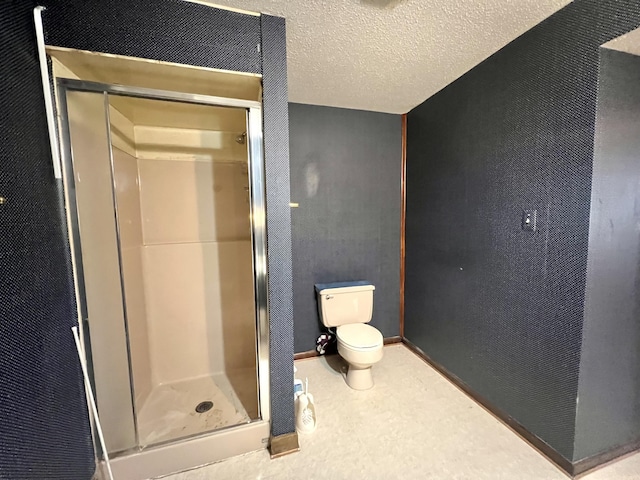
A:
[59,80,267,458]
[111,96,259,447]
[63,90,138,453]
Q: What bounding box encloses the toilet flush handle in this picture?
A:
[326,295,334,300]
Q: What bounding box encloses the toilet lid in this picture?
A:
[337,324,383,349]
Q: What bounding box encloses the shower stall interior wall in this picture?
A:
[118,98,259,448]
[61,71,261,456]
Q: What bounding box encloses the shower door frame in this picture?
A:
[56,78,271,458]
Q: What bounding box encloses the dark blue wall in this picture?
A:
[0,2,95,479]
[288,104,402,353]
[405,0,640,462]
[574,48,640,461]
[261,14,296,437]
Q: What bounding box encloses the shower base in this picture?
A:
[136,373,252,447]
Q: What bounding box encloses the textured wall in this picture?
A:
[42,0,261,74]
[405,0,640,462]
[0,1,95,478]
[261,14,296,437]
[288,103,402,353]
[574,48,640,461]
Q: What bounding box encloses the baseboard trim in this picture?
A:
[401,337,574,476]
[384,335,403,345]
[402,337,640,477]
[268,432,299,459]
[294,336,403,360]
[293,349,320,360]
[574,439,640,477]
[294,336,640,475]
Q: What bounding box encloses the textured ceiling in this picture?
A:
[208,0,572,113]
[602,27,640,56]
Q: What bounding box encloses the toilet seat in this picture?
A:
[336,324,383,350]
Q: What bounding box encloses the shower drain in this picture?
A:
[195,401,214,413]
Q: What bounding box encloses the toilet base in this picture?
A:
[345,364,374,390]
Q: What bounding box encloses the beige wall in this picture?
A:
[112,148,153,408]
[137,156,250,244]
[138,154,256,385]
[110,108,136,157]
[52,58,136,158]
[67,91,137,453]
[135,126,247,163]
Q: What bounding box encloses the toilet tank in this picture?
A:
[315,281,375,328]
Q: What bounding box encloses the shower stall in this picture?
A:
[50,49,270,479]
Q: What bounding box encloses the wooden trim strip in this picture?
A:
[401,338,575,476]
[297,337,640,473]
[574,439,640,477]
[268,432,299,459]
[400,113,407,338]
[401,337,640,476]
[384,336,403,345]
[293,350,319,360]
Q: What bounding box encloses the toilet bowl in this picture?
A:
[336,323,383,390]
[315,281,383,390]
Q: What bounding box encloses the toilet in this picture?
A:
[315,281,383,390]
